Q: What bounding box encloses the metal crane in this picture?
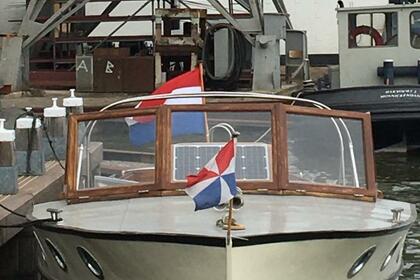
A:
[0,0,304,92]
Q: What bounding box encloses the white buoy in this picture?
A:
[43,98,67,161]
[63,89,84,114]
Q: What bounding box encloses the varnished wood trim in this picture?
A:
[277,104,288,191]
[166,104,278,190]
[362,113,377,197]
[66,116,78,196]
[168,103,276,112]
[66,109,159,200]
[283,104,371,120]
[280,104,377,199]
[287,182,374,198]
[71,107,158,122]
[64,102,377,203]
[159,106,172,188]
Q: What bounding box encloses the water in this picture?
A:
[376,152,420,279]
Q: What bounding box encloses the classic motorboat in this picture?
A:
[302,1,420,151]
[31,92,416,280]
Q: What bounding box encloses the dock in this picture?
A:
[0,161,64,246]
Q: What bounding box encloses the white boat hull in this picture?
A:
[35,226,407,280]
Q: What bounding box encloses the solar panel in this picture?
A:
[173,143,271,181]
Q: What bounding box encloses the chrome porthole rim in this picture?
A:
[45,238,67,271]
[380,238,402,271]
[347,245,376,279]
[77,246,104,279]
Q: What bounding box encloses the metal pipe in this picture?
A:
[337,118,360,188]
[76,144,84,190]
[208,123,235,141]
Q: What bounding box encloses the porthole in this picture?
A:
[381,238,401,271]
[347,246,376,278]
[33,231,47,262]
[45,239,67,271]
[77,246,104,279]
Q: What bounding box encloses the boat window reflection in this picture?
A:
[348,12,398,48]
[171,111,272,182]
[287,114,367,188]
[410,11,420,48]
[76,115,156,190]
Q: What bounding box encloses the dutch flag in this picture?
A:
[127,67,206,146]
[185,138,238,211]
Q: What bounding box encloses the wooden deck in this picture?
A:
[0,161,64,246]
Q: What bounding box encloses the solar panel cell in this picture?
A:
[173,143,270,181]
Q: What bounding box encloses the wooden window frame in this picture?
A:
[64,102,377,203]
[163,103,280,191]
[65,107,161,203]
[279,104,377,201]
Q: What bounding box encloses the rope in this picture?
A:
[0,203,27,219]
[41,118,65,171]
[0,218,61,229]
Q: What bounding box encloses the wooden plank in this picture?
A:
[65,115,77,196]
[71,107,157,122]
[0,162,64,246]
[283,103,371,120]
[362,113,377,198]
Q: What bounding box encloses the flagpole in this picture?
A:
[226,132,239,246]
[227,198,233,246]
[199,63,205,91]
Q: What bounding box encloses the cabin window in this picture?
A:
[75,114,156,191]
[170,111,273,183]
[64,103,377,203]
[348,12,398,48]
[410,11,420,48]
[286,114,367,188]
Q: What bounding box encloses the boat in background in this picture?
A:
[303,1,420,151]
[31,92,416,280]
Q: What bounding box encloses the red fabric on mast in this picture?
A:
[138,67,203,108]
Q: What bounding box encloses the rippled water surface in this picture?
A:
[376,153,420,279]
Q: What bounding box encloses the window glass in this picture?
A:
[76,115,156,190]
[287,114,366,188]
[348,12,398,48]
[171,111,272,182]
[410,11,420,48]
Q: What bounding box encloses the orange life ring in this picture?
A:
[349,25,384,47]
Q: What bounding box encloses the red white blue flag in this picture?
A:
[185,138,238,211]
[127,67,205,146]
